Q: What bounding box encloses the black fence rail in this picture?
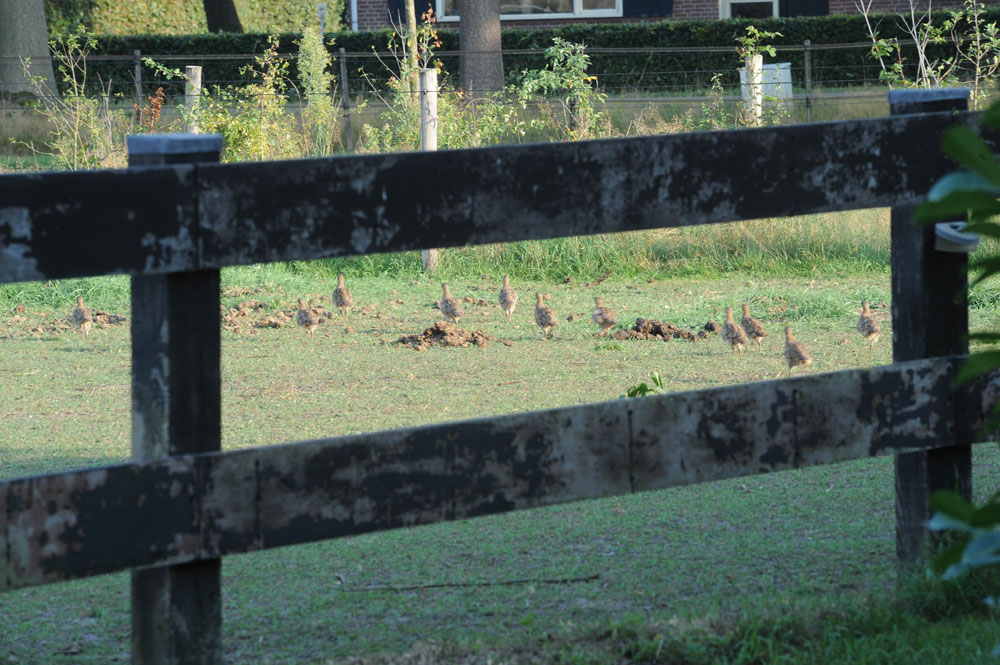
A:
[0,88,988,664]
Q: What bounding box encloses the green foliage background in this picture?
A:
[43,0,344,36]
[40,9,1000,99]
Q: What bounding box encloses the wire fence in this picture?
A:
[0,40,986,128]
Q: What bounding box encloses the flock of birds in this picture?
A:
[69,273,884,378]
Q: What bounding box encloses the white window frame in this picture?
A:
[720,0,779,18]
[437,0,622,22]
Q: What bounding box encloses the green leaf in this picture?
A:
[915,191,1000,224]
[930,490,975,521]
[955,350,1000,385]
[964,220,1000,239]
[941,126,1000,188]
[930,540,966,576]
[928,512,980,533]
[927,171,1000,200]
[970,502,1000,528]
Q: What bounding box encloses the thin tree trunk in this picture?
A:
[0,0,57,97]
[203,0,244,33]
[458,0,504,96]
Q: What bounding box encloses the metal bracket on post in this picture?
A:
[889,87,973,566]
[127,133,224,665]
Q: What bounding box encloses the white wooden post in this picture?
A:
[420,68,439,273]
[184,66,202,134]
[744,54,763,127]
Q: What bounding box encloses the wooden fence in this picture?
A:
[0,88,989,664]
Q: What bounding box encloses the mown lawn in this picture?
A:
[2,264,999,663]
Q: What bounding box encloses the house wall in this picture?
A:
[355,0,967,30]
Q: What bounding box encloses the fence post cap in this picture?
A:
[888,88,970,115]
[126,133,223,156]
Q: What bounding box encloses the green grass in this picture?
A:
[2,269,1000,663]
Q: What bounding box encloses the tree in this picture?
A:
[458,0,504,96]
[0,0,57,97]
[203,0,244,33]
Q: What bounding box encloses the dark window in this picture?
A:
[387,0,434,24]
[622,0,672,17]
[779,0,828,15]
[730,2,774,18]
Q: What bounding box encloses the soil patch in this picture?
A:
[610,318,715,342]
[396,321,513,352]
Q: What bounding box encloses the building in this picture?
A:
[356,0,960,29]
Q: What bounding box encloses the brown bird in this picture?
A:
[741,303,767,353]
[498,274,517,320]
[534,291,558,339]
[333,273,353,314]
[296,298,319,336]
[591,297,617,338]
[784,326,812,376]
[440,283,463,324]
[72,296,93,338]
[721,306,749,357]
[857,300,881,350]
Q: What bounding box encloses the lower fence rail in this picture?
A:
[1,355,970,593]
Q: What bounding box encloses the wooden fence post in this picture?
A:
[184,66,202,134]
[420,68,440,274]
[890,88,972,564]
[127,133,225,665]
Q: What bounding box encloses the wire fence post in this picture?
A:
[184,66,202,134]
[133,50,143,116]
[339,47,353,152]
[804,39,813,123]
[420,67,439,274]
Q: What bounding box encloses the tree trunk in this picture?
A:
[203,0,244,33]
[458,0,504,96]
[0,0,57,97]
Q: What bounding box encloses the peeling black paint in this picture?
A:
[1,113,991,284]
[0,357,965,593]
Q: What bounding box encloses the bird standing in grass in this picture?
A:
[784,326,812,376]
[296,298,319,336]
[591,297,617,338]
[72,296,93,338]
[722,306,748,357]
[498,274,517,320]
[440,283,463,324]
[534,292,558,339]
[333,273,353,315]
[857,300,881,350]
[741,303,767,353]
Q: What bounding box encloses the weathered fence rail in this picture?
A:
[1,355,963,592]
[0,110,979,283]
[0,88,989,664]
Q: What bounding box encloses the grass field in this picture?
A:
[2,230,1000,663]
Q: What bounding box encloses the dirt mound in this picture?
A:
[221,300,339,334]
[610,318,712,342]
[396,321,513,352]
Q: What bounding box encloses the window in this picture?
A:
[438,0,622,21]
[721,0,778,17]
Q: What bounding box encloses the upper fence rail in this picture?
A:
[0,110,978,284]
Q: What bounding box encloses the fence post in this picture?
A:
[420,67,439,274]
[890,88,972,565]
[803,40,813,123]
[184,66,202,134]
[134,50,143,115]
[127,133,225,665]
[339,47,353,152]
